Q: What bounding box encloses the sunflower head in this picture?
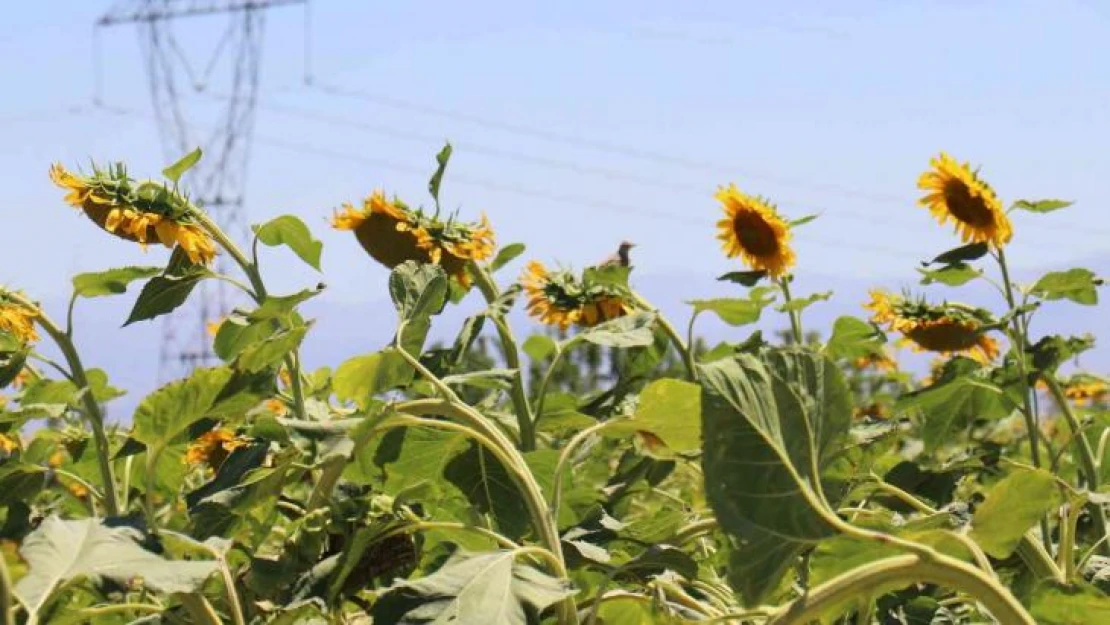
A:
[521,261,632,329]
[866,290,998,362]
[1061,375,1109,407]
[185,428,249,470]
[50,162,217,265]
[332,190,495,287]
[917,153,1012,248]
[715,184,796,278]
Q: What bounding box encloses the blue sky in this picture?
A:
[2,1,1108,412]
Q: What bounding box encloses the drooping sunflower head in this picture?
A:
[50,162,217,265]
[917,153,1012,248]
[521,261,632,330]
[0,294,39,346]
[1061,374,1109,407]
[865,290,999,362]
[185,428,249,470]
[715,184,796,278]
[332,190,495,287]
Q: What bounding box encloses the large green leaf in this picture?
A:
[372,550,573,625]
[577,312,656,348]
[71,266,162,298]
[970,467,1062,558]
[14,517,216,618]
[1031,268,1101,306]
[333,350,413,409]
[824,316,885,361]
[253,215,323,271]
[1030,582,1110,624]
[131,366,235,450]
[698,348,851,603]
[390,262,449,321]
[895,367,1008,451]
[235,323,309,373]
[444,442,530,540]
[125,249,211,326]
[607,378,701,454]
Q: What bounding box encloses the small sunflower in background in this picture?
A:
[865,290,1000,363]
[0,294,39,345]
[715,184,796,278]
[1060,374,1109,407]
[852,348,898,373]
[331,189,495,287]
[185,428,249,470]
[49,163,217,265]
[917,153,1012,248]
[521,261,632,330]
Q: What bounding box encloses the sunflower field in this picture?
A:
[1,145,1108,624]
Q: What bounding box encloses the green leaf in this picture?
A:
[717,270,768,287]
[1030,334,1096,373]
[698,348,851,604]
[607,379,701,454]
[825,316,885,361]
[71,266,162,298]
[125,249,211,326]
[577,312,656,348]
[1030,582,1110,624]
[788,213,820,228]
[523,334,558,362]
[582,264,632,291]
[447,315,486,368]
[490,243,525,273]
[896,369,1008,451]
[373,550,573,625]
[131,367,235,450]
[444,443,530,540]
[252,215,323,271]
[235,323,309,373]
[926,242,989,266]
[214,314,275,361]
[688,294,772,326]
[1012,199,1073,214]
[333,350,413,409]
[775,290,832,313]
[971,468,1062,558]
[14,517,216,619]
[428,142,453,207]
[917,263,982,287]
[250,285,326,321]
[389,261,448,321]
[1031,268,1102,305]
[162,147,202,183]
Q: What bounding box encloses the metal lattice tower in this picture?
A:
[96,0,305,379]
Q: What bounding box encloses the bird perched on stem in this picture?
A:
[598,241,636,268]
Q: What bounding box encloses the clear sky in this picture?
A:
[2,1,1108,411]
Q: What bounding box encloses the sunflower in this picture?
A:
[521,261,632,330]
[852,348,898,373]
[0,296,39,345]
[50,163,217,265]
[917,153,1012,248]
[331,190,495,286]
[715,184,796,277]
[865,290,999,362]
[185,428,249,469]
[853,402,891,421]
[1061,376,1109,407]
[0,433,17,454]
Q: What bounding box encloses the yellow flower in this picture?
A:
[50,163,217,265]
[264,398,287,415]
[865,290,999,362]
[715,184,796,278]
[852,348,898,373]
[332,190,495,286]
[0,433,18,454]
[521,261,632,330]
[48,450,65,468]
[1062,377,1109,407]
[0,297,38,344]
[185,428,249,469]
[853,402,891,420]
[917,153,1012,248]
[206,317,226,337]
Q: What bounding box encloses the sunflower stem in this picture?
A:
[532,339,574,427]
[469,263,537,450]
[630,291,697,381]
[777,277,804,345]
[9,293,121,517]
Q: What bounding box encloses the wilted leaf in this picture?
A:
[1031,268,1101,305]
[253,215,323,271]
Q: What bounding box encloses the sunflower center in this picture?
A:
[732,211,779,256]
[942,181,994,227]
[906,320,981,353]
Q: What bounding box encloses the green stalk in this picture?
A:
[532,339,575,426]
[71,603,163,619]
[630,292,696,381]
[766,554,1034,625]
[776,277,803,345]
[0,550,13,625]
[469,263,537,450]
[12,295,120,516]
[551,418,626,520]
[995,249,1043,469]
[1043,374,1110,556]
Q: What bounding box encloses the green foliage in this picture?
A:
[253,215,324,271]
[1031,268,1102,305]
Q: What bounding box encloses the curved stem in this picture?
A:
[776,278,803,345]
[673,518,719,546]
[53,468,105,505]
[469,264,536,450]
[11,294,120,517]
[551,418,626,520]
[532,339,574,425]
[630,292,696,381]
[766,554,1034,625]
[1043,374,1110,555]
